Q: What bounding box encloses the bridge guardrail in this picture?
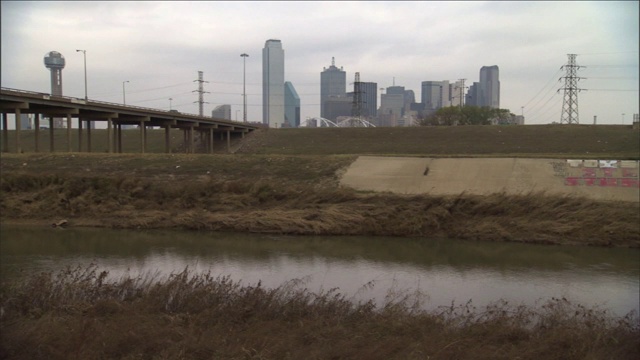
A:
[1,87,256,127]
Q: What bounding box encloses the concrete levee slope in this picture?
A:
[340,156,640,202]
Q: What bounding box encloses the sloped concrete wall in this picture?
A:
[340,156,639,202]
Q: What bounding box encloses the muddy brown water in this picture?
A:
[1,225,638,317]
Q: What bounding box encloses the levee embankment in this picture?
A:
[340,157,640,202]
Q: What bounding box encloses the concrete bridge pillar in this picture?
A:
[49,117,54,152]
[14,108,22,153]
[189,126,195,154]
[2,113,8,153]
[87,120,92,153]
[209,129,214,154]
[66,114,72,153]
[78,115,83,152]
[34,114,40,153]
[139,121,146,154]
[164,125,171,154]
[107,118,113,153]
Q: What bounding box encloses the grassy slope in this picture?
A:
[237,125,640,158]
[2,124,639,158]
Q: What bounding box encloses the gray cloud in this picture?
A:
[1,1,637,125]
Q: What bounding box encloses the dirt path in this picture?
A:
[340,156,640,202]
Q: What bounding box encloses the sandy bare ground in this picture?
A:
[340,156,640,202]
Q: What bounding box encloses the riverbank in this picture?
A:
[1,153,639,247]
[1,265,638,360]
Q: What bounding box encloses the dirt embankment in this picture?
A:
[1,154,638,248]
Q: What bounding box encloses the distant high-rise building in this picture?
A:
[466,82,480,106]
[421,81,450,114]
[211,104,231,120]
[379,91,405,126]
[360,82,378,118]
[284,81,300,127]
[262,39,285,128]
[386,86,405,95]
[324,95,353,121]
[479,65,500,108]
[320,57,347,119]
[449,80,465,107]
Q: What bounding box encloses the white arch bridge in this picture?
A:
[300,117,376,128]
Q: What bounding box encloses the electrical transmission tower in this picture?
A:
[193,71,210,117]
[351,72,363,118]
[558,54,584,124]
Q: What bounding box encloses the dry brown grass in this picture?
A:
[1,265,638,360]
[1,171,639,247]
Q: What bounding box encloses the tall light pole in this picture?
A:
[241,53,249,122]
[122,80,129,105]
[75,49,87,100]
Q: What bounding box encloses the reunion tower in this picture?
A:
[43,51,65,127]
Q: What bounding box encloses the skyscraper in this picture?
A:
[262,39,285,128]
[320,57,346,118]
[465,82,480,107]
[479,65,500,108]
[360,82,378,118]
[284,81,300,127]
[421,81,450,114]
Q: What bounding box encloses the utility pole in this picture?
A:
[558,54,584,124]
[241,53,249,122]
[193,71,210,117]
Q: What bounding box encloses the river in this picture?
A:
[1,225,638,317]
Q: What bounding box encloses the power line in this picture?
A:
[585,89,639,92]
[522,68,563,109]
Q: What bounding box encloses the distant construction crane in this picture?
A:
[457,78,467,108]
[558,54,584,124]
[193,71,210,116]
[351,72,363,119]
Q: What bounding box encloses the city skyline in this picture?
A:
[1,1,638,128]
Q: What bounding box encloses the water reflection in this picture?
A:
[1,225,638,317]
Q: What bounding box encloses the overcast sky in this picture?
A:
[1,1,638,126]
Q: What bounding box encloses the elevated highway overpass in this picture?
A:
[0,88,260,154]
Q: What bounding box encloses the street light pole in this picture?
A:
[122,80,129,105]
[76,49,87,100]
[241,53,249,122]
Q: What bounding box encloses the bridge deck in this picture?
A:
[1,88,260,154]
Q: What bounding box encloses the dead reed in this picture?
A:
[1,265,638,360]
